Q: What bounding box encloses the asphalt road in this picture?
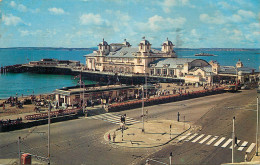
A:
[0,89,257,165]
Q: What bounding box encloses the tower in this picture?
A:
[138,37,151,54]
[98,38,110,55]
[236,59,243,68]
[161,38,174,53]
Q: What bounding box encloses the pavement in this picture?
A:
[104,120,190,148]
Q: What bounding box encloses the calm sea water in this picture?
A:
[0,48,259,99]
[0,48,95,99]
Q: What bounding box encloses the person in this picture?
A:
[244,153,248,162]
[113,132,116,143]
[108,133,111,142]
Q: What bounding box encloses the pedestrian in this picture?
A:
[244,153,248,162]
[108,133,111,142]
[3,103,5,110]
[113,132,116,143]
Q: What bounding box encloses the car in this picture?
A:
[241,85,249,90]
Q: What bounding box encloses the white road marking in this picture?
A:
[229,140,241,149]
[179,133,192,141]
[199,135,212,144]
[192,134,205,143]
[185,133,198,142]
[221,139,232,148]
[206,136,219,145]
[238,141,248,151]
[246,143,256,153]
[87,113,140,125]
[214,137,225,146]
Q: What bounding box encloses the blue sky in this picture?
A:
[0,0,259,48]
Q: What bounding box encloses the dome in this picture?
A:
[122,39,131,46]
[139,39,151,45]
[99,38,108,46]
[162,38,174,46]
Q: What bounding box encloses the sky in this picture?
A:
[0,0,259,48]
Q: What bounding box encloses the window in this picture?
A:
[156,69,161,75]
[150,69,154,75]
[163,69,167,75]
[170,70,174,75]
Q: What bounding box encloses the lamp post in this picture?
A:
[256,96,259,156]
[48,103,51,165]
[232,116,236,163]
[18,136,21,165]
[82,82,85,115]
[142,85,145,132]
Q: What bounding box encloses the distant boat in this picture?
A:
[195,52,217,56]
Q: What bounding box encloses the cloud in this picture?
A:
[160,0,193,13]
[217,1,237,10]
[199,10,255,24]
[19,29,57,37]
[79,13,107,25]
[48,8,66,15]
[2,14,23,26]
[9,1,27,12]
[200,13,226,24]
[138,15,186,32]
[105,10,131,31]
[10,1,16,7]
[237,10,255,18]
[17,4,27,12]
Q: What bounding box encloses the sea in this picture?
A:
[0,48,259,99]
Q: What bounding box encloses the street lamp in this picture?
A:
[142,85,145,132]
[256,96,259,156]
[232,116,235,163]
[48,103,51,165]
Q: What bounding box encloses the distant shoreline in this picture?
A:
[0,47,259,51]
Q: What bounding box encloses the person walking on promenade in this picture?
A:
[108,133,111,142]
[113,132,116,143]
[244,153,248,162]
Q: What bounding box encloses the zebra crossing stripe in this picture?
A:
[206,136,219,145]
[179,133,192,141]
[88,113,139,125]
[192,134,205,143]
[214,137,225,146]
[105,114,140,124]
[229,140,241,149]
[185,133,198,142]
[238,141,248,151]
[221,139,232,148]
[246,143,256,153]
[199,135,212,144]
[107,113,139,122]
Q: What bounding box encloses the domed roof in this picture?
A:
[99,38,108,46]
[162,38,174,45]
[139,37,151,45]
[122,39,131,46]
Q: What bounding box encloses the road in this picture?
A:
[0,89,257,165]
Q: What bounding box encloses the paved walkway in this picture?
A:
[104,120,190,148]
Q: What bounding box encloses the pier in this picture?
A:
[3,64,184,84]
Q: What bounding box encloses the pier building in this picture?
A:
[84,38,213,84]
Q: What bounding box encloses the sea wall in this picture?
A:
[0,114,82,132]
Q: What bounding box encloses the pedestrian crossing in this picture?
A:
[178,132,256,154]
[87,113,140,125]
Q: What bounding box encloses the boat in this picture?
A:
[194,52,217,56]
